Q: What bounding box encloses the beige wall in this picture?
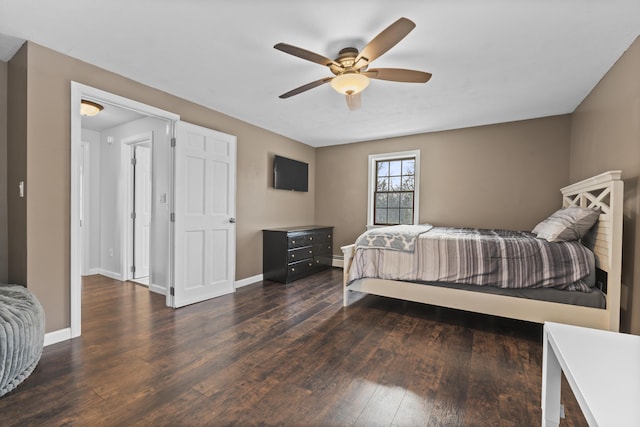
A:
[316,115,572,251]
[570,36,640,334]
[8,42,315,332]
[7,47,27,286]
[0,60,7,282]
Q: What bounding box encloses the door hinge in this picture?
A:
[131,265,136,273]
[171,137,176,147]
[131,157,137,166]
[170,213,175,222]
[131,212,136,220]
[170,287,175,296]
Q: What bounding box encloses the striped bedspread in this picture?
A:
[348,227,593,291]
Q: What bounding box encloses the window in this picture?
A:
[367,150,420,227]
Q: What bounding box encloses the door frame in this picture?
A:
[70,82,179,339]
[121,132,153,285]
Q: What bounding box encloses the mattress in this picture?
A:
[348,226,603,308]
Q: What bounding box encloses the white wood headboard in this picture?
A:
[561,170,623,331]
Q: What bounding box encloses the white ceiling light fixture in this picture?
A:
[330,72,370,96]
[330,72,370,111]
[80,99,103,116]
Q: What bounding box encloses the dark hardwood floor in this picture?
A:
[0,269,588,426]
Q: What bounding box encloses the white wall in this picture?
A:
[81,128,101,274]
[99,117,171,292]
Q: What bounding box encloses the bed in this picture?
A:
[341,171,623,332]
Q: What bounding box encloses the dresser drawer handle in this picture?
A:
[309,236,313,241]
[291,267,295,272]
[308,263,313,267]
[291,240,296,244]
[291,254,295,258]
[309,250,313,254]
[316,260,320,264]
[328,235,332,238]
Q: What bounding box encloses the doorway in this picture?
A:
[71,82,238,341]
[122,133,153,287]
[71,83,179,339]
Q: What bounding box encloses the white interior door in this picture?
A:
[133,145,151,279]
[172,121,236,308]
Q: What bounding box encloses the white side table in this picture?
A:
[542,321,640,426]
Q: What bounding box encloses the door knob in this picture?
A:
[229,218,236,223]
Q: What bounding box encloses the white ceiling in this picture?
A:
[1,0,639,147]
[81,102,147,132]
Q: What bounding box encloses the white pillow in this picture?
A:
[531,219,548,235]
[534,207,601,242]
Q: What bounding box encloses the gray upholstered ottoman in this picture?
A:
[0,284,45,397]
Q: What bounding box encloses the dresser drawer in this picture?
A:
[313,243,332,255]
[288,235,308,248]
[314,254,332,267]
[289,246,314,262]
[288,259,315,277]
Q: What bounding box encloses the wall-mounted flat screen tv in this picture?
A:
[273,155,308,192]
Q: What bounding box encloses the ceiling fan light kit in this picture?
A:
[330,72,370,95]
[274,17,431,110]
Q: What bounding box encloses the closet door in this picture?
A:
[133,145,151,279]
[171,121,236,308]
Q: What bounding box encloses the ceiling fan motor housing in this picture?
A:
[330,47,363,75]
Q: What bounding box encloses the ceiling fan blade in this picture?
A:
[345,92,362,111]
[366,68,432,83]
[356,17,416,64]
[274,43,339,67]
[279,77,333,99]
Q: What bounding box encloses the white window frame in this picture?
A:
[367,150,420,229]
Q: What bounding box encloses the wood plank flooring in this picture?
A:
[0,269,588,426]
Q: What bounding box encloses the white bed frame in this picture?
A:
[342,171,623,332]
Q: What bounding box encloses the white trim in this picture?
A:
[44,328,72,346]
[149,283,166,295]
[367,150,421,227]
[71,82,180,340]
[87,268,100,276]
[79,141,90,276]
[98,269,123,281]
[235,274,263,288]
[332,255,344,268]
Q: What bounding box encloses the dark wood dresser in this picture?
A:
[263,226,334,283]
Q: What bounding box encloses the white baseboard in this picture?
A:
[235,274,263,288]
[99,269,122,280]
[87,268,100,275]
[332,256,344,269]
[44,328,72,346]
[149,283,166,295]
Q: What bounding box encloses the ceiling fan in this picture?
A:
[274,17,432,110]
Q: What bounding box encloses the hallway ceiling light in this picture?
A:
[80,100,103,116]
